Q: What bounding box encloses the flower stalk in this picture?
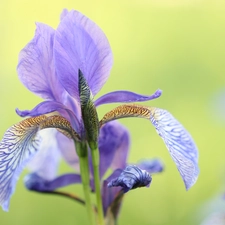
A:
[91,146,105,225]
[75,141,96,225]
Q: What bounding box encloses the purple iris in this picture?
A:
[0,8,199,218]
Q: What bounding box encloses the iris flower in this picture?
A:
[0,9,199,225]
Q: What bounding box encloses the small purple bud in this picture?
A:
[107,165,152,193]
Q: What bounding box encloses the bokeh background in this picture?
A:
[1,0,225,224]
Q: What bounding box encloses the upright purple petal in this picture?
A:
[17,23,64,101]
[98,121,130,178]
[95,89,162,107]
[54,10,113,100]
[60,9,69,21]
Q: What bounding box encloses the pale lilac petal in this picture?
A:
[24,173,81,191]
[54,10,113,99]
[137,158,164,174]
[17,23,64,101]
[95,89,162,107]
[98,121,130,178]
[27,129,61,180]
[108,165,152,193]
[16,101,80,132]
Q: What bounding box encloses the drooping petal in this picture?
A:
[100,104,199,190]
[54,10,113,100]
[0,115,79,211]
[137,158,164,174]
[24,173,81,192]
[0,116,46,211]
[95,89,162,107]
[149,107,199,190]
[98,121,130,178]
[17,23,64,101]
[107,165,152,193]
[16,100,80,133]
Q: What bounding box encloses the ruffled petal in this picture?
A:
[24,173,81,191]
[137,158,164,174]
[98,121,130,178]
[95,89,162,107]
[54,10,113,100]
[16,101,80,132]
[17,23,64,101]
[108,165,152,193]
[100,104,199,190]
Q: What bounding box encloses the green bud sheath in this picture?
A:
[79,69,99,149]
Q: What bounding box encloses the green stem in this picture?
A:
[91,146,105,225]
[75,141,96,225]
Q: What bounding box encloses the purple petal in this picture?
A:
[24,173,81,192]
[27,129,61,180]
[16,101,80,132]
[107,165,152,193]
[149,108,199,190]
[17,23,64,101]
[54,10,113,100]
[95,89,162,107]
[137,158,164,174]
[98,121,130,178]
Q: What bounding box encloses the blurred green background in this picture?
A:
[1,0,225,224]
